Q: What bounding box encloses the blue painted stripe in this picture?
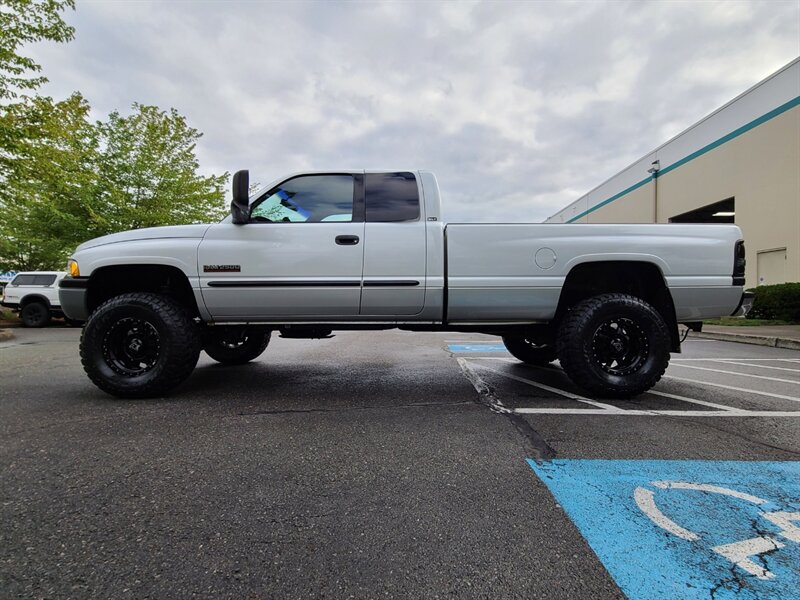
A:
[448,343,507,353]
[528,459,800,600]
[567,96,800,223]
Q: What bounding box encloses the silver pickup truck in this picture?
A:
[60,170,748,399]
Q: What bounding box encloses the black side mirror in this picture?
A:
[231,169,250,225]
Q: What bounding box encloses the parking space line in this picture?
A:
[512,408,800,416]
[704,359,800,373]
[469,361,624,412]
[670,363,800,385]
[672,358,800,362]
[459,357,800,415]
[646,390,744,413]
[473,359,742,412]
[663,375,800,402]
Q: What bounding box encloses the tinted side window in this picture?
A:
[365,172,420,222]
[11,275,36,285]
[250,175,354,223]
[33,275,57,286]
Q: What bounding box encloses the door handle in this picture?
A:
[335,235,360,246]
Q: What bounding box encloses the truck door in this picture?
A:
[198,173,365,319]
[360,172,426,316]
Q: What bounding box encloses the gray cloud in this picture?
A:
[27,0,800,222]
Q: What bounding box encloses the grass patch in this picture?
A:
[703,316,797,327]
[0,307,18,322]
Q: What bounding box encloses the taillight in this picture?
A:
[733,240,746,285]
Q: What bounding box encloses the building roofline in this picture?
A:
[546,56,800,222]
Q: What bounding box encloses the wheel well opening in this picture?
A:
[87,265,199,317]
[20,295,50,309]
[556,261,680,351]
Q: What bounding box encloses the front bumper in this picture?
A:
[58,277,90,320]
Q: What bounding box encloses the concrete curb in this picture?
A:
[0,328,15,342]
[691,331,800,351]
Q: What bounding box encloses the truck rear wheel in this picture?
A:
[21,302,51,328]
[80,293,201,398]
[502,334,557,365]
[203,327,271,364]
[556,293,670,398]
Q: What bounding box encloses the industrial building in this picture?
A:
[546,58,800,289]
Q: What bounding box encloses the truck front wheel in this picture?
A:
[80,293,201,398]
[502,334,557,365]
[203,326,271,364]
[556,293,670,398]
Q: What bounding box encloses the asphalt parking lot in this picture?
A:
[1,328,798,599]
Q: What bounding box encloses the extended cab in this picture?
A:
[60,170,748,399]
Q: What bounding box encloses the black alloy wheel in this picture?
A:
[203,326,272,364]
[102,317,162,377]
[502,333,557,365]
[557,293,671,398]
[80,293,201,398]
[590,317,648,376]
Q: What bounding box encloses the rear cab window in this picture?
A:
[365,172,420,222]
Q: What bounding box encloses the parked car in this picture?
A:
[1,271,78,327]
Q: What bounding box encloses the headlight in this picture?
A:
[68,259,80,277]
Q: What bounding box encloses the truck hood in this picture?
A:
[74,224,213,252]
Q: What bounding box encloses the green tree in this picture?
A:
[97,104,229,231]
[0,0,75,100]
[0,2,228,271]
[0,0,76,189]
[0,101,229,271]
[0,92,100,271]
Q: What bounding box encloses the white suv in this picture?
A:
[1,272,72,327]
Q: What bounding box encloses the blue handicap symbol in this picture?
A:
[528,459,800,600]
[448,343,507,353]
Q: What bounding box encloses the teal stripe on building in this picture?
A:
[567,95,800,223]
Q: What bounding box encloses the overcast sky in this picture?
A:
[27,0,800,222]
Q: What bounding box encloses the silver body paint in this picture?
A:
[62,171,744,325]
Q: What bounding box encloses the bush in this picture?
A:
[747,282,800,321]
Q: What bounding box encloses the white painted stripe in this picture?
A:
[672,358,800,362]
[712,537,784,580]
[664,375,800,402]
[762,511,800,543]
[651,481,767,504]
[472,357,520,362]
[634,487,699,541]
[511,408,800,416]
[706,359,800,373]
[474,357,798,407]
[670,363,800,385]
[646,389,744,413]
[469,362,623,411]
